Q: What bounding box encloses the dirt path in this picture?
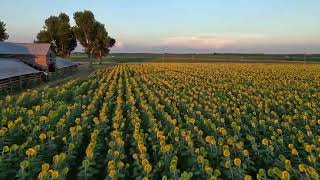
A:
[41,64,115,88]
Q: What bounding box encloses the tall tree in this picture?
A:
[36,13,77,58]
[73,10,116,66]
[73,10,97,67]
[0,20,9,41]
[92,23,116,64]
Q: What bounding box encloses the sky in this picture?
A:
[1,0,320,54]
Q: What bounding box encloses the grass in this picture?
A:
[34,64,113,89]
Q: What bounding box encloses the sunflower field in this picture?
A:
[0,63,320,180]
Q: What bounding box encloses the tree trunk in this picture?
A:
[88,53,93,68]
[99,50,102,65]
[98,57,102,65]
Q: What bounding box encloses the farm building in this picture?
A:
[0,42,78,92]
[51,57,79,77]
[0,42,56,72]
[0,58,44,91]
[56,57,78,71]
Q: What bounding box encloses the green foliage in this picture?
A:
[92,24,116,64]
[73,10,96,57]
[36,13,77,58]
[73,10,115,66]
[0,20,9,41]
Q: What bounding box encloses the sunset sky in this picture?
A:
[1,0,319,53]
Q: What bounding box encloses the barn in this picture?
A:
[0,58,44,92]
[0,42,56,72]
[0,42,78,92]
[56,57,78,72]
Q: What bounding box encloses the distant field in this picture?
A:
[70,53,320,63]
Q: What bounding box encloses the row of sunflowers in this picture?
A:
[0,63,319,179]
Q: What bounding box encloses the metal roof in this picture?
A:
[0,58,41,80]
[0,42,51,55]
[56,57,78,69]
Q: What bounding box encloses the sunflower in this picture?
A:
[144,164,152,174]
[223,150,230,157]
[243,149,249,157]
[244,175,252,180]
[39,133,47,141]
[26,148,37,157]
[281,170,290,180]
[234,158,241,167]
[41,163,50,172]
[109,169,116,178]
[262,139,269,146]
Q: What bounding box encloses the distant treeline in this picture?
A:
[71,52,320,63]
[73,52,320,57]
[73,53,320,61]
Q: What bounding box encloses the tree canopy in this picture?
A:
[73,10,97,66]
[0,20,9,41]
[73,10,115,66]
[92,23,117,64]
[35,10,115,64]
[36,13,77,58]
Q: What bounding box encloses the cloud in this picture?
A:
[110,33,268,52]
[160,33,266,49]
[111,33,320,54]
[161,36,236,49]
[114,41,124,48]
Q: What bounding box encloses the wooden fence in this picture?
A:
[0,73,43,93]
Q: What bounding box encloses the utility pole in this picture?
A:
[163,48,165,76]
